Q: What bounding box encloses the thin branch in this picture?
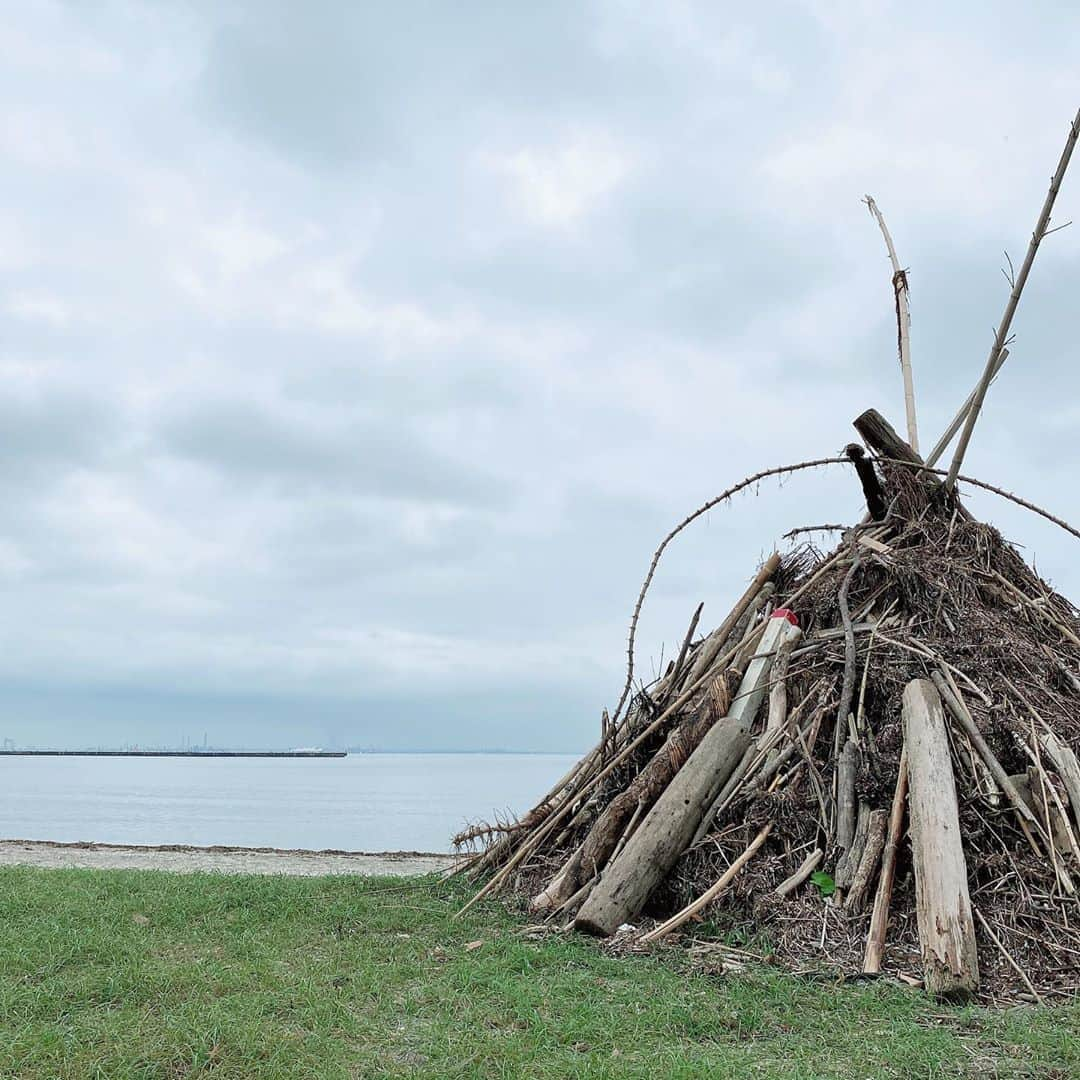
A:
[945,106,1080,493]
[865,195,919,452]
[608,457,844,727]
[925,348,1009,467]
[878,458,1080,542]
[610,452,1080,731]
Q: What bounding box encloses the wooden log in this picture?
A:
[1043,732,1080,833]
[902,679,979,1000]
[680,557,780,690]
[531,676,729,912]
[844,809,888,912]
[775,847,823,897]
[853,408,966,516]
[863,748,907,975]
[765,622,801,739]
[1007,770,1076,857]
[836,738,859,855]
[845,443,887,520]
[837,800,869,890]
[930,672,1042,835]
[574,612,793,937]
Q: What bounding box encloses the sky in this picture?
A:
[1,2,1078,751]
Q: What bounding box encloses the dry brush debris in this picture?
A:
[454,106,1080,1006]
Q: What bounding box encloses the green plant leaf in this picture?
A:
[810,871,836,897]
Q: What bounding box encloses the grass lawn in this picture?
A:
[0,867,1076,1078]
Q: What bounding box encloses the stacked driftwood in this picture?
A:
[454,410,1080,1003]
[454,108,1080,1003]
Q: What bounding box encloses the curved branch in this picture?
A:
[878,458,1080,543]
[609,455,1080,730]
[608,457,845,727]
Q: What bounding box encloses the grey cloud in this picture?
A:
[157,396,508,506]
[1,1,1078,753]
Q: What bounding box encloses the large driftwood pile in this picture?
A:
[455,107,1080,1004]
[455,416,1080,1002]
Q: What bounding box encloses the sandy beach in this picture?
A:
[0,838,457,877]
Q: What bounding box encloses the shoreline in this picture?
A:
[0,838,459,877]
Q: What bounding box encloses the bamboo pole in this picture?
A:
[945,106,1080,494]
[865,195,918,452]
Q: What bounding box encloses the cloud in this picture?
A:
[0,1,1078,752]
[484,132,633,227]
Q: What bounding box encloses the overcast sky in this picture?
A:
[1,2,1078,751]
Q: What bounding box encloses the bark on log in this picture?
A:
[532,676,729,912]
[1043,732,1080,833]
[853,408,967,516]
[836,738,859,856]
[863,748,907,975]
[573,613,793,937]
[903,679,979,1000]
[844,809,888,912]
[837,800,869,890]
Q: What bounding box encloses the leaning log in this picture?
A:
[531,677,729,912]
[573,611,794,937]
[902,679,979,1000]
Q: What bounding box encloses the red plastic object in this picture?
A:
[771,608,799,626]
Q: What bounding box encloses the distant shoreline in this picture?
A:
[0,750,347,758]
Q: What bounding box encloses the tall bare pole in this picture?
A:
[944,106,1080,494]
[865,196,918,453]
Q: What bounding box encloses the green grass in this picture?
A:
[0,868,1076,1079]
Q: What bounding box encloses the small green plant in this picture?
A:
[810,871,837,897]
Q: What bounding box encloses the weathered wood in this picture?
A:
[845,443,887,520]
[837,800,869,890]
[863,748,907,974]
[903,679,979,1000]
[574,613,793,937]
[864,195,919,452]
[844,809,888,912]
[532,677,729,912]
[930,671,1041,834]
[1043,732,1080,833]
[836,738,859,855]
[1007,769,1076,858]
[852,408,965,516]
[680,556,780,689]
[775,847,823,898]
[640,824,772,943]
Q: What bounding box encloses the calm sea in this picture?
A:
[0,753,579,853]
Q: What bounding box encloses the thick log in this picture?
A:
[835,738,859,857]
[844,809,888,912]
[903,679,979,1000]
[532,678,729,912]
[574,612,793,936]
